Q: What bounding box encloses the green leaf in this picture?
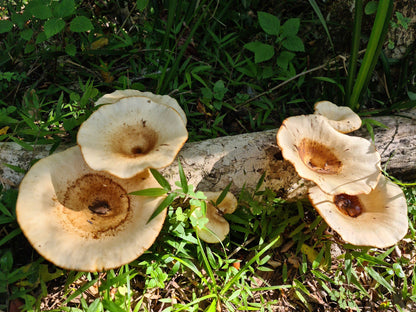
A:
[276,51,295,70]
[213,80,228,101]
[215,182,232,206]
[129,188,168,197]
[9,137,34,151]
[52,0,76,18]
[178,159,188,193]
[0,20,13,34]
[147,192,176,224]
[44,18,65,38]
[20,29,34,41]
[65,43,77,56]
[281,18,301,37]
[136,0,150,11]
[150,168,171,191]
[258,11,280,36]
[282,35,304,52]
[0,228,21,247]
[70,16,93,33]
[365,266,393,292]
[3,164,26,174]
[365,1,378,15]
[244,41,274,63]
[27,0,53,20]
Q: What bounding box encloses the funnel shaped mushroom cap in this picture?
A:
[95,89,187,125]
[308,175,408,248]
[194,192,238,244]
[16,146,166,272]
[78,97,188,179]
[277,114,381,195]
[314,101,361,133]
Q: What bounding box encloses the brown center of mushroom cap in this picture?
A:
[61,174,130,239]
[333,193,363,218]
[113,122,159,158]
[298,138,343,174]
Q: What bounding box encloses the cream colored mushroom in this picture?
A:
[16,146,166,272]
[77,95,188,179]
[308,175,408,248]
[314,101,361,133]
[95,89,187,125]
[276,114,381,195]
[192,192,238,243]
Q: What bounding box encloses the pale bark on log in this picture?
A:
[1,111,415,200]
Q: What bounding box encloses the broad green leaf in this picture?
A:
[147,192,176,224]
[150,168,171,191]
[258,11,280,36]
[44,18,65,38]
[213,80,228,101]
[244,41,274,63]
[26,0,53,20]
[52,0,76,18]
[281,18,301,37]
[129,188,167,197]
[136,0,150,11]
[282,35,304,52]
[65,43,77,56]
[70,16,93,33]
[276,51,295,70]
[0,20,13,34]
[365,1,378,15]
[20,29,34,41]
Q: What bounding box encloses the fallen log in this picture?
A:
[1,111,415,200]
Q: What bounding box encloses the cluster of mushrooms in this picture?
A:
[16,90,190,272]
[16,94,408,272]
[277,101,408,248]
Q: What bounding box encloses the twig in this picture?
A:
[239,50,367,107]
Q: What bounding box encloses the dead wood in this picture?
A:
[1,111,415,200]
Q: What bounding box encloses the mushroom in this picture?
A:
[276,114,381,195]
[192,191,238,243]
[314,101,361,133]
[308,175,408,248]
[77,95,188,179]
[16,146,166,272]
[95,89,187,125]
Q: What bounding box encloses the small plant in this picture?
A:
[244,11,305,76]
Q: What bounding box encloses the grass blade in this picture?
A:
[129,188,168,197]
[215,182,232,206]
[308,0,334,51]
[178,159,188,194]
[345,0,363,106]
[220,235,281,296]
[147,192,176,224]
[150,168,171,191]
[349,0,393,110]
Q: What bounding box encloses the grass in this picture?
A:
[1,0,416,311]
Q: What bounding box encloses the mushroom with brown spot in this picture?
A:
[192,192,238,243]
[314,101,362,133]
[276,114,381,195]
[308,175,408,248]
[16,146,166,272]
[77,94,188,179]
